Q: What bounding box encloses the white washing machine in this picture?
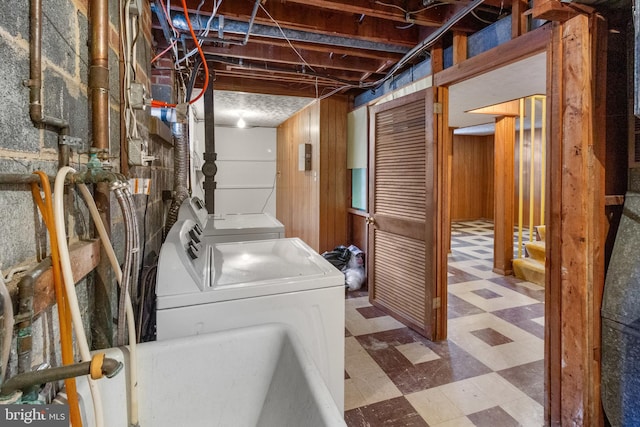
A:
[178,196,285,242]
[156,219,345,412]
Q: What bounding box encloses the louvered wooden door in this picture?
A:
[368,89,437,339]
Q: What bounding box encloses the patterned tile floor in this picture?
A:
[344,220,545,427]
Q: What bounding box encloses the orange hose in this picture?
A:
[152,0,209,109]
[31,171,83,427]
[181,0,209,105]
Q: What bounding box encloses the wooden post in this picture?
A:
[431,41,444,74]
[546,14,605,426]
[435,86,451,340]
[511,0,529,39]
[453,32,467,65]
[493,116,515,275]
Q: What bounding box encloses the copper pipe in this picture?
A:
[89,0,114,350]
[89,0,110,152]
[26,0,69,134]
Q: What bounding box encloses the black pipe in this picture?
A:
[0,357,122,397]
[202,73,217,213]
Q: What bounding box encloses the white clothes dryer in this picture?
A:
[178,197,285,242]
[156,219,345,412]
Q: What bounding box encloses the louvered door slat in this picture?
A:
[369,90,434,338]
[373,230,426,327]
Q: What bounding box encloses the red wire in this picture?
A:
[182,0,209,105]
[152,0,210,108]
[151,41,177,64]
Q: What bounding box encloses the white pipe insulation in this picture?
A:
[53,166,105,427]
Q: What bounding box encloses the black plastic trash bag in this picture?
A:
[321,245,351,271]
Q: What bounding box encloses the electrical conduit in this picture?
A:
[113,185,133,347]
[123,187,141,319]
[30,171,82,426]
[53,167,104,427]
[77,183,139,427]
[165,122,189,236]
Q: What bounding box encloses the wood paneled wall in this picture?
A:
[276,97,349,253]
[451,129,545,229]
[451,134,494,221]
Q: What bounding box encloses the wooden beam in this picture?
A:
[546,14,605,426]
[434,24,551,87]
[431,41,444,74]
[511,0,529,38]
[493,116,515,276]
[201,42,389,74]
[468,99,521,116]
[247,0,450,28]
[605,195,625,206]
[210,0,420,48]
[453,31,467,65]
[4,240,102,318]
[532,0,593,22]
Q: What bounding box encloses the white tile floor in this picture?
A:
[345,220,545,426]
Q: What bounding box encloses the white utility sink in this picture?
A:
[75,324,346,427]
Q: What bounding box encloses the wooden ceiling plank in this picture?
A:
[186,0,421,47]
[199,42,389,74]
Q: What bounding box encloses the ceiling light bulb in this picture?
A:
[237,117,246,128]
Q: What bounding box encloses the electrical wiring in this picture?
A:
[361,0,485,91]
[471,10,494,24]
[374,0,445,15]
[257,2,316,74]
[151,40,178,64]
[151,0,210,108]
[121,0,141,142]
[200,0,223,38]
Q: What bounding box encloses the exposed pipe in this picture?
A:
[54,167,105,427]
[0,174,56,185]
[89,0,114,351]
[77,183,139,427]
[123,187,140,309]
[89,0,110,154]
[30,170,82,426]
[243,0,261,45]
[26,0,70,136]
[165,122,190,237]
[113,185,133,347]
[373,0,485,89]
[166,10,409,54]
[0,355,122,398]
[202,73,217,213]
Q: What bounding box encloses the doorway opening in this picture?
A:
[445,56,548,425]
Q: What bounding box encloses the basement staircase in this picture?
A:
[512,225,546,286]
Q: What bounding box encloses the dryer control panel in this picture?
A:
[157,219,214,295]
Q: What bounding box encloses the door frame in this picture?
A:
[433,18,607,426]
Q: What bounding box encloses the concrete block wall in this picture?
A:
[0,0,171,382]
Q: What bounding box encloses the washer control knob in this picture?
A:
[189,228,201,244]
[193,223,203,235]
[187,246,198,260]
